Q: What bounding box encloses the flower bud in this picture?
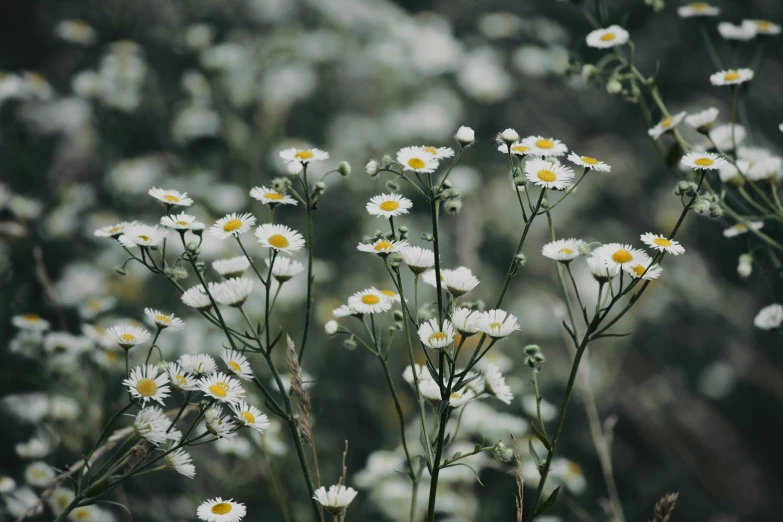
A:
[606,79,622,94]
[325,320,339,335]
[286,161,303,176]
[315,181,326,194]
[272,177,290,192]
[709,204,724,219]
[398,226,408,234]
[692,198,710,215]
[455,126,475,146]
[492,442,514,463]
[386,180,400,192]
[515,252,527,266]
[186,242,199,253]
[393,310,404,321]
[442,180,453,189]
[381,155,394,169]
[444,198,462,215]
[195,260,207,273]
[500,128,520,144]
[343,337,357,350]
[582,64,598,81]
[338,161,351,176]
[737,253,753,279]
[366,160,380,177]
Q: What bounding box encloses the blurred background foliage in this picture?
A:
[1,0,783,520]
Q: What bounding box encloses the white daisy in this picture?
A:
[357,238,409,255]
[685,108,719,131]
[399,245,436,274]
[567,152,611,172]
[279,147,329,164]
[648,112,686,139]
[94,221,136,238]
[179,354,217,375]
[160,213,205,231]
[47,487,73,513]
[520,136,569,157]
[738,146,772,162]
[24,461,55,487]
[118,223,167,248]
[209,213,257,240]
[623,258,663,280]
[347,288,392,315]
[483,364,513,405]
[105,324,151,349]
[455,126,475,145]
[451,308,482,336]
[677,3,720,17]
[230,401,270,433]
[417,319,456,349]
[640,233,685,255]
[168,362,200,391]
[442,267,480,297]
[213,256,251,278]
[749,157,783,182]
[220,349,253,381]
[133,406,173,444]
[199,372,246,403]
[79,296,117,319]
[719,162,746,184]
[332,304,355,318]
[212,277,254,307]
[144,308,185,330]
[181,284,214,311]
[249,186,297,206]
[591,243,649,270]
[378,289,402,303]
[754,303,783,330]
[366,193,413,218]
[165,448,196,478]
[710,123,747,150]
[255,224,306,254]
[204,407,238,439]
[313,485,358,515]
[497,142,532,156]
[396,146,439,173]
[54,20,97,45]
[0,476,17,493]
[148,187,194,207]
[680,152,729,171]
[197,497,246,521]
[747,19,782,35]
[542,238,585,263]
[717,22,757,41]
[479,309,520,339]
[585,25,630,48]
[723,221,763,238]
[123,364,171,405]
[265,256,305,282]
[421,145,455,159]
[422,268,453,287]
[710,68,754,86]
[402,364,432,386]
[524,159,575,190]
[447,388,476,408]
[12,314,50,331]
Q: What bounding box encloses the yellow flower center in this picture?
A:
[380,290,396,297]
[241,411,256,424]
[653,238,672,247]
[724,71,740,81]
[428,332,448,344]
[105,351,119,362]
[361,294,380,305]
[600,32,616,42]
[450,392,460,399]
[295,150,314,160]
[423,146,438,154]
[163,195,180,203]
[535,139,554,149]
[23,314,41,321]
[611,249,633,263]
[175,375,188,386]
[558,248,574,255]
[537,170,557,182]
[735,224,747,231]
[137,235,150,241]
[690,2,708,10]
[223,219,243,232]
[567,462,582,475]
[694,157,714,166]
[268,234,290,248]
[120,333,136,343]
[581,156,599,165]
[632,265,646,276]
[212,503,233,514]
[155,315,171,324]
[374,240,394,251]
[757,21,771,31]
[264,192,283,200]
[74,509,90,520]
[489,322,503,330]
[57,495,70,509]
[177,221,190,226]
[379,200,400,211]
[408,158,426,169]
[511,145,529,154]
[108,226,120,234]
[661,117,674,128]
[229,361,242,372]
[209,382,230,398]
[137,378,158,397]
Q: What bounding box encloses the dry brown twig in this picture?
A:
[510,434,524,522]
[650,492,679,522]
[33,245,68,331]
[287,335,321,488]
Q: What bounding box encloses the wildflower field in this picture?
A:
[1,1,782,521]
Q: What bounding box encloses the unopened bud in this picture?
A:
[692,198,710,215]
[444,199,462,215]
[515,253,527,266]
[393,310,404,321]
[500,128,520,144]
[386,180,400,192]
[455,125,475,146]
[606,79,622,94]
[737,253,753,279]
[325,320,339,336]
[343,337,357,350]
[381,155,394,169]
[286,161,304,176]
[709,204,724,219]
[338,161,351,176]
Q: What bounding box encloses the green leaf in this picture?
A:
[436,400,449,417]
[528,441,542,468]
[83,482,111,499]
[534,486,561,517]
[530,424,551,451]
[96,500,131,514]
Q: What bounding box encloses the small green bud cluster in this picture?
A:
[525,344,545,370]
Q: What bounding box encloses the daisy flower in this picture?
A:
[479,309,520,339]
[711,68,754,87]
[451,308,482,336]
[168,362,200,391]
[623,257,663,280]
[313,486,358,517]
[199,372,245,404]
[181,285,213,311]
[500,128,520,143]
[542,238,585,263]
[24,462,55,487]
[748,157,782,182]
[144,308,185,330]
[483,364,513,405]
[677,2,720,17]
[421,146,455,159]
[418,319,456,349]
[123,364,171,405]
[680,152,729,171]
[279,147,329,164]
[105,324,151,349]
[396,146,439,173]
[94,221,135,238]
[585,25,630,48]
[133,406,173,444]
[165,448,196,478]
[48,487,73,513]
[0,476,17,493]
[591,243,649,270]
[347,288,392,315]
[160,213,205,231]
[723,221,763,238]
[265,256,305,282]
[197,497,246,521]
[209,213,257,240]
[357,238,409,255]
[754,303,783,330]
[447,388,476,408]
[399,245,435,274]
[442,267,480,297]
[747,19,782,36]
[212,277,254,307]
[179,354,217,375]
[497,142,531,156]
[366,193,413,218]
[520,136,569,157]
[567,152,611,172]
[230,401,270,433]
[148,187,193,207]
[640,233,685,255]
[718,22,757,41]
[455,126,475,146]
[204,407,238,439]
[524,159,575,190]
[118,224,167,248]
[12,314,50,331]
[648,112,686,139]
[54,20,97,45]
[710,123,746,150]
[378,289,402,302]
[685,108,719,132]
[333,304,355,318]
[255,224,305,254]
[220,349,253,381]
[249,186,297,206]
[213,256,251,279]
